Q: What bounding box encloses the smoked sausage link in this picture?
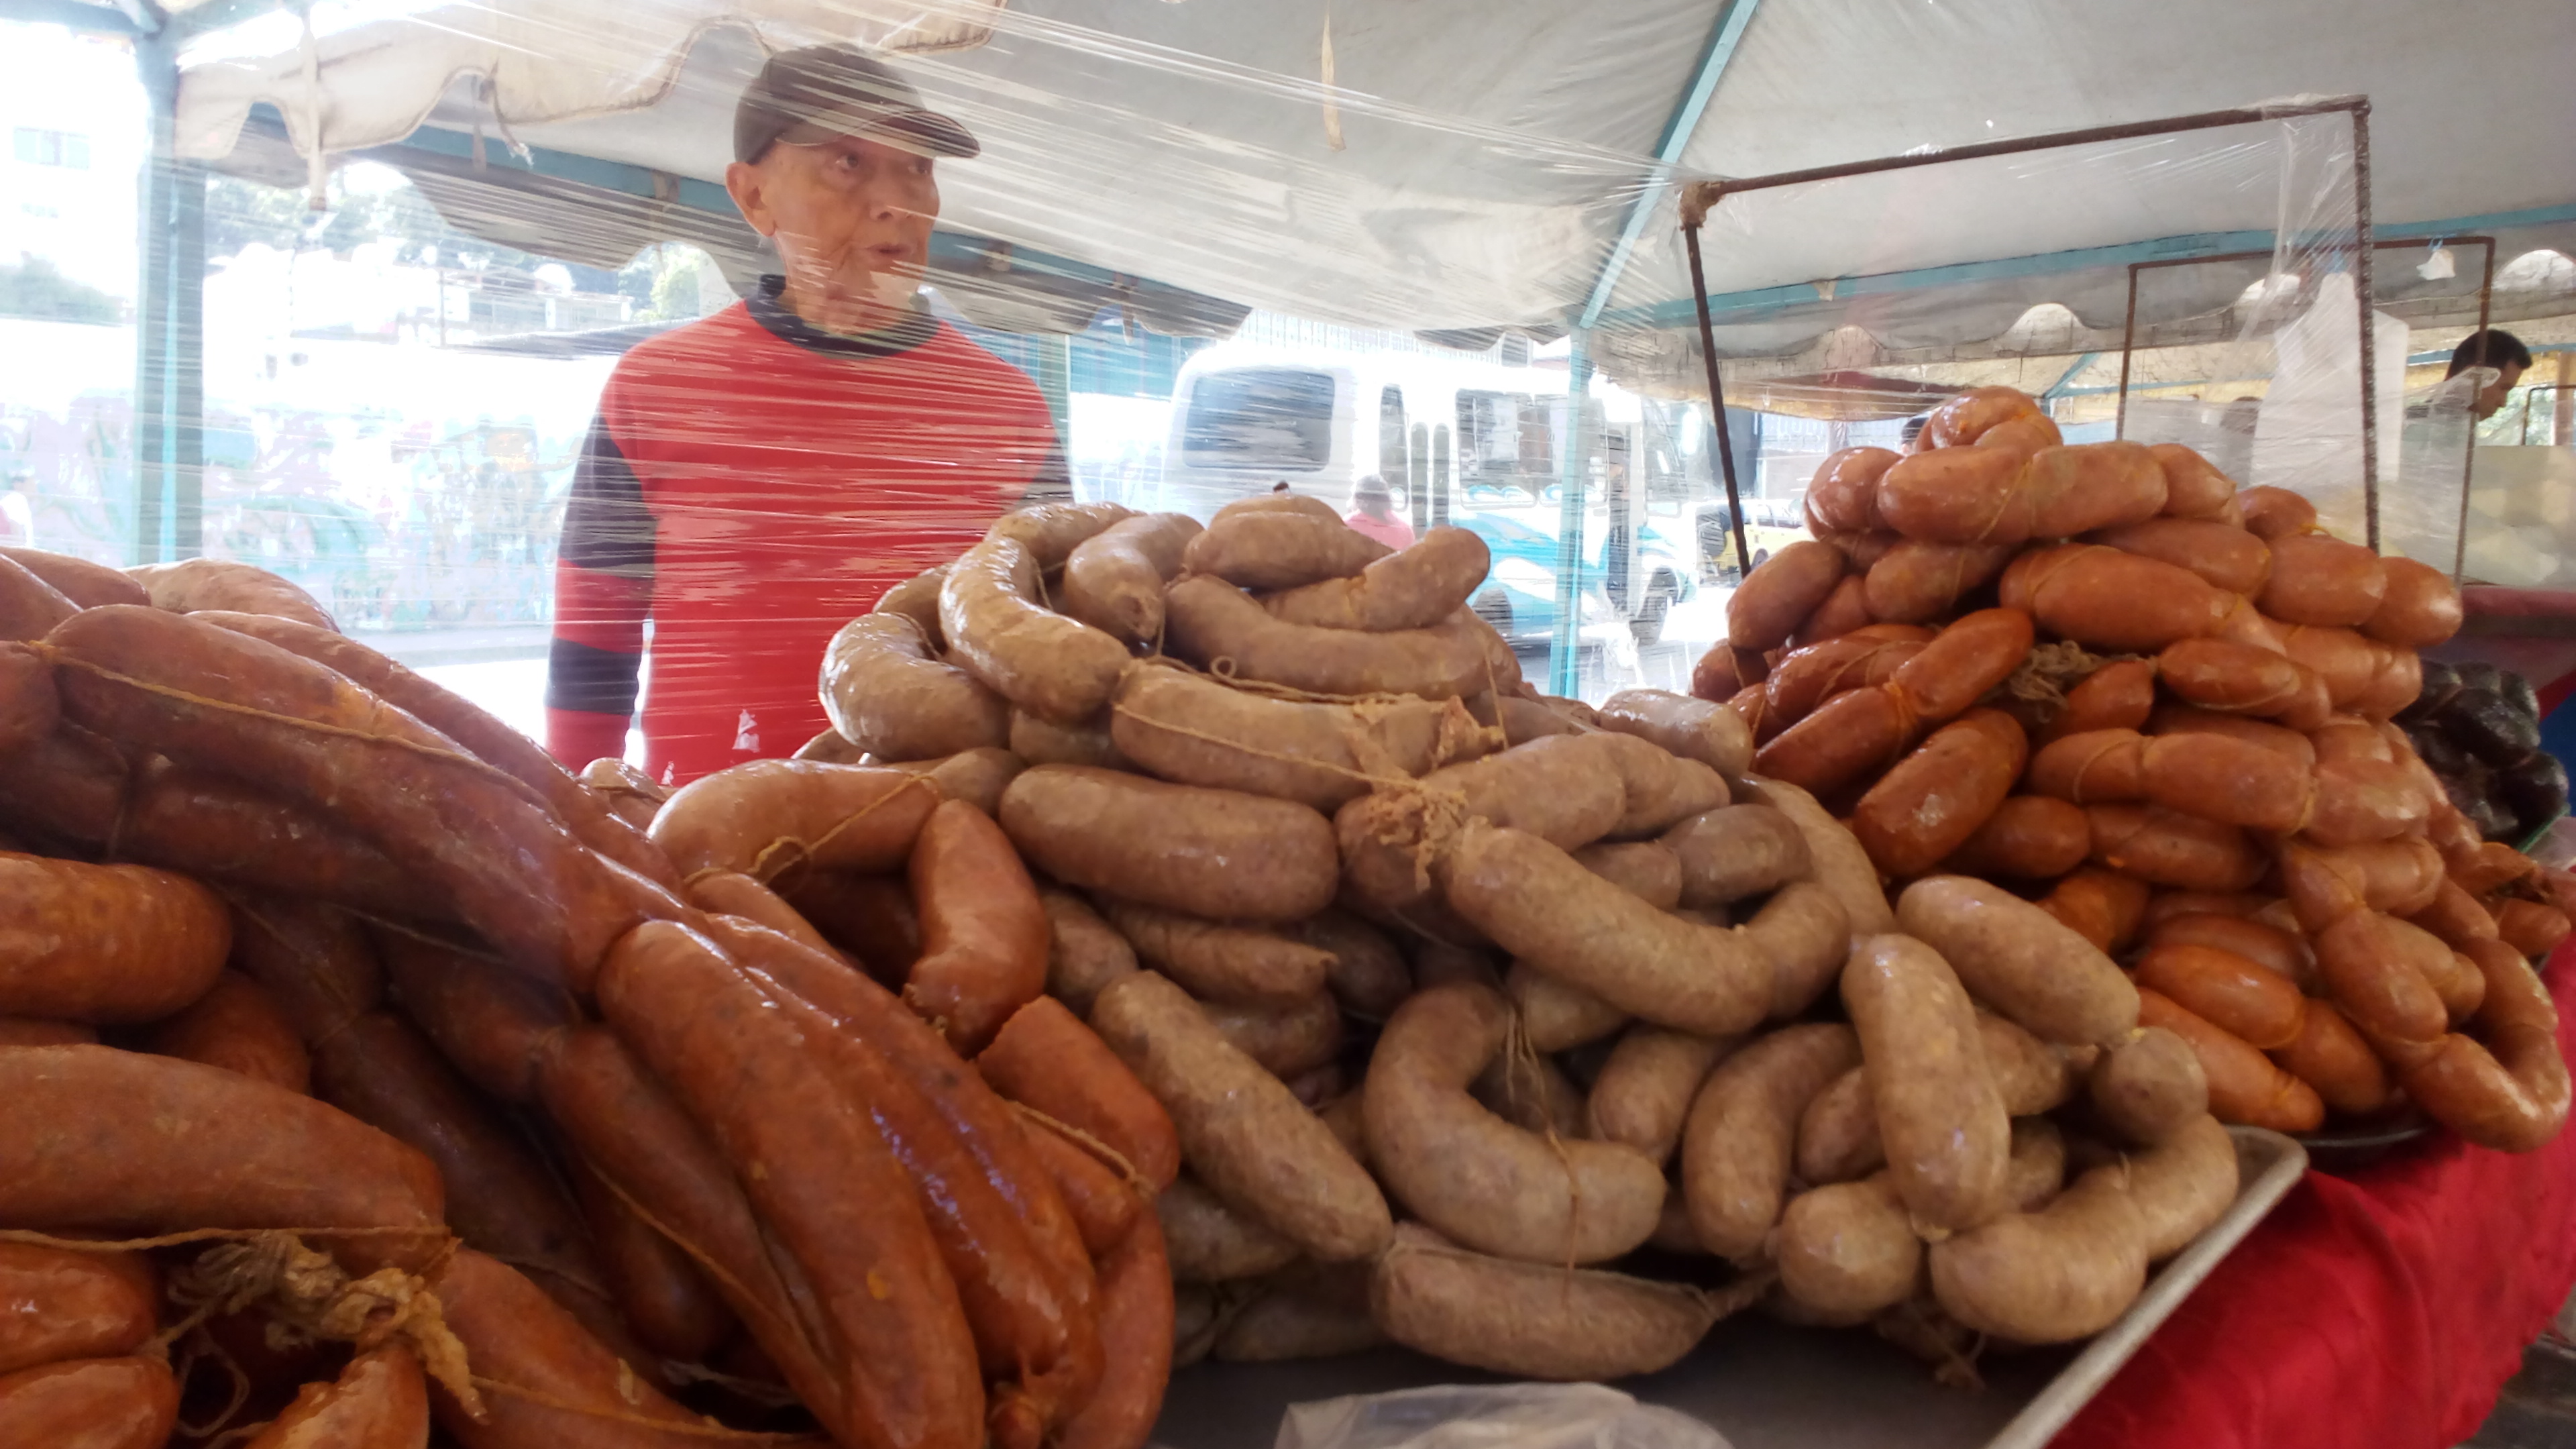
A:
[0,1045,444,1273]
[1,852,228,1024]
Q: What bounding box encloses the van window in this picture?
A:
[1182,369,1336,471]
[1458,390,1551,492]
[1378,386,1407,482]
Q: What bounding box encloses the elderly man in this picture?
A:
[546,44,1066,784]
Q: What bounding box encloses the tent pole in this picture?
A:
[1681,222,1750,583]
[129,24,204,564]
[1548,331,1594,699]
[2453,237,2497,582]
[2352,100,2378,553]
[1574,0,1761,331]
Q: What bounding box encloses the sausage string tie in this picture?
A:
[588,1168,843,1403]
[1010,1100,1152,1197]
[747,773,941,884]
[39,649,534,794]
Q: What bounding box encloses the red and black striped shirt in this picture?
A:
[547,278,1064,784]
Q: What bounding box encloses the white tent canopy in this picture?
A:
[162,0,2576,365]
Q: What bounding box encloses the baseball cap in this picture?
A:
[734,44,980,165]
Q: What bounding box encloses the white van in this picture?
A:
[1154,343,1714,644]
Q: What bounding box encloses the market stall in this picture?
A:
[2,1,2573,1444]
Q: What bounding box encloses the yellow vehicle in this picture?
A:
[1692,493,1812,584]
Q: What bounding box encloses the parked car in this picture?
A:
[1693,492,1811,583]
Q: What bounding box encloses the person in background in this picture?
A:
[0,468,33,547]
[1343,474,1415,549]
[546,45,1067,786]
[2445,329,2533,422]
[1900,415,1928,450]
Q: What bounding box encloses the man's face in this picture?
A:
[726,133,939,325]
[2475,361,2527,422]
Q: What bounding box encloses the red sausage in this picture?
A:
[2148,912,2312,985]
[0,1356,176,1449]
[0,547,145,610]
[1862,539,2017,624]
[1727,541,1847,651]
[1017,1118,1146,1256]
[1056,1214,1175,1449]
[594,920,984,1449]
[2133,943,2306,1050]
[0,1244,157,1377]
[225,894,384,1046]
[748,947,1104,1446]
[2273,622,2383,710]
[1850,708,2028,878]
[976,996,1181,1191]
[0,553,76,642]
[2147,444,2237,519]
[2497,899,2573,960]
[710,918,1098,1312]
[2087,805,2264,892]
[46,606,648,994]
[125,757,449,920]
[782,870,924,985]
[0,1018,93,1046]
[567,1155,735,1364]
[2029,729,2312,834]
[1,852,229,1024]
[2087,517,2272,596]
[376,928,575,1106]
[2146,704,2316,771]
[2037,868,2153,953]
[0,641,55,756]
[310,1012,600,1304]
[191,610,680,891]
[1805,447,1899,533]
[427,1249,741,1449]
[2043,658,2157,743]
[2259,533,2387,627]
[905,799,1053,1055]
[125,555,333,627]
[0,1045,444,1273]
[2306,756,2430,847]
[2268,999,2394,1116]
[1761,635,1921,731]
[537,1027,845,1432]
[1788,574,1873,647]
[1938,796,2092,879]
[687,869,853,965]
[143,969,311,1093]
[245,1344,429,1449]
[1751,608,2033,796]
[2238,487,2317,541]
[2135,988,2323,1132]
[2363,557,2464,647]
[2000,544,2229,651]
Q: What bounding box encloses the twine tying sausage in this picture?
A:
[38,649,533,797]
[1009,1100,1153,1199]
[746,771,941,885]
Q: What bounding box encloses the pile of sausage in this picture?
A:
[0,545,1181,1449]
[1693,384,2575,1152]
[776,491,2249,1382]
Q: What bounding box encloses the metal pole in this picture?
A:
[129,28,204,564]
[2351,101,2378,553]
[2116,267,2141,440]
[2455,238,2498,582]
[1547,331,1593,699]
[1682,223,1751,580]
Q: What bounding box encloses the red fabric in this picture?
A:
[569,302,1059,786]
[545,707,629,776]
[2057,939,2576,1449]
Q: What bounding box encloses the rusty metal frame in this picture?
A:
[2115,235,2492,569]
[1676,97,2371,578]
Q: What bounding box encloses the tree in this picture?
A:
[0,256,119,324]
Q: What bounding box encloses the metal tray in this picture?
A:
[1152,1126,2306,1449]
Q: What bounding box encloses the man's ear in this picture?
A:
[724,160,777,238]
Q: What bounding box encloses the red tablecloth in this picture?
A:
[2059,939,2576,1449]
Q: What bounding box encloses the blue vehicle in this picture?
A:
[1455,483,1697,648]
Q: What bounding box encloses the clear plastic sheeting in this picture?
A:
[1272,1384,1733,1449]
[7,0,2575,782]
